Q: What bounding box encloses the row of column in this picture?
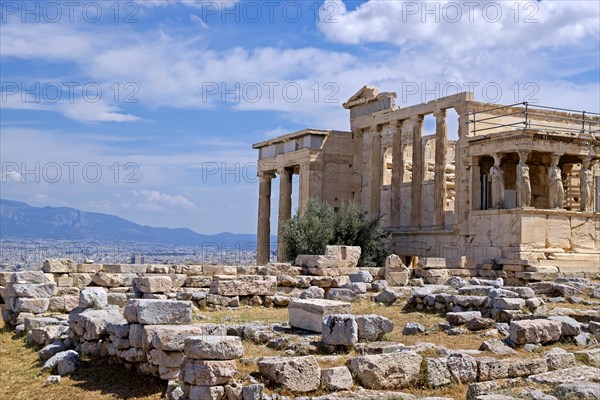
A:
[257,163,319,265]
[489,152,595,211]
[388,110,448,228]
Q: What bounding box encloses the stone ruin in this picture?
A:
[253,88,600,278]
[0,244,599,400]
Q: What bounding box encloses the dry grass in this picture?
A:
[197,306,288,325]
[0,320,164,400]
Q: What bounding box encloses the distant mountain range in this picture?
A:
[0,199,270,248]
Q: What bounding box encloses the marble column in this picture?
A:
[371,125,383,217]
[434,110,447,227]
[277,167,293,262]
[517,150,531,208]
[391,120,405,227]
[298,162,310,212]
[411,115,424,227]
[455,106,471,233]
[256,171,274,265]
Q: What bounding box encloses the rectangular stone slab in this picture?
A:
[288,298,351,332]
[209,276,276,296]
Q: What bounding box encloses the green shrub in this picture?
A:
[281,199,390,267]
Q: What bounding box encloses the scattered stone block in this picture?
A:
[528,365,600,384]
[575,348,600,367]
[507,358,547,377]
[15,298,49,313]
[479,339,516,356]
[134,276,173,294]
[42,350,80,375]
[374,287,412,305]
[299,286,324,299]
[143,325,214,351]
[257,356,321,392]
[320,366,353,391]
[10,271,48,284]
[402,322,425,335]
[492,298,525,310]
[91,272,123,288]
[446,311,481,326]
[288,299,351,333]
[242,384,263,400]
[327,288,358,302]
[466,317,495,331]
[124,299,192,325]
[477,357,510,381]
[322,314,358,346]
[184,336,244,360]
[349,271,373,283]
[355,314,394,341]
[544,348,576,371]
[425,357,452,388]
[210,276,276,296]
[554,382,600,400]
[446,352,478,384]
[588,321,600,335]
[384,254,410,286]
[7,282,56,298]
[39,341,68,362]
[509,319,562,345]
[548,316,581,336]
[347,351,422,389]
[43,259,75,273]
[180,359,237,386]
[79,287,108,309]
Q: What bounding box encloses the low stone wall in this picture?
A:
[1,247,369,328]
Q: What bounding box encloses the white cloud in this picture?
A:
[262,127,292,138]
[134,189,197,210]
[190,14,209,29]
[317,0,600,54]
[136,0,239,8]
[1,0,598,128]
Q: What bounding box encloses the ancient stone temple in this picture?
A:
[253,86,600,274]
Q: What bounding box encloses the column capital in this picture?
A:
[434,108,447,118]
[392,119,404,130]
[410,114,424,123]
[518,150,530,163]
[369,124,384,136]
[258,170,275,180]
[277,166,291,175]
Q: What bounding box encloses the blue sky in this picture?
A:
[1,0,599,234]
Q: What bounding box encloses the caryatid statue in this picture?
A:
[517,151,531,208]
[490,153,505,209]
[548,154,564,209]
[579,158,593,211]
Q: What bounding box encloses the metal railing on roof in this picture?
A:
[467,102,600,137]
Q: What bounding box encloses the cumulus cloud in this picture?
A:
[317,0,600,54]
[134,189,197,210]
[1,0,597,127]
